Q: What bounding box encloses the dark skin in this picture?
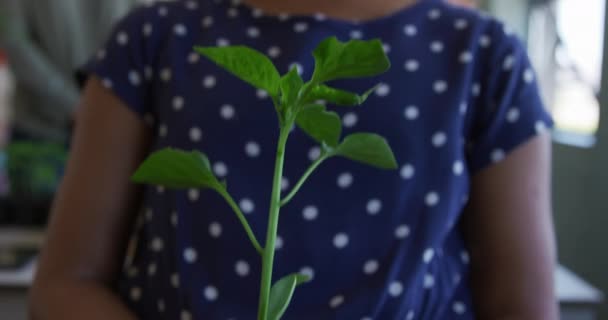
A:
[30,1,558,319]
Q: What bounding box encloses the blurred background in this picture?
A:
[0,0,606,319]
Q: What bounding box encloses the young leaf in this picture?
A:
[132,148,223,190]
[195,46,281,98]
[311,37,390,83]
[307,84,378,106]
[296,105,342,147]
[334,133,398,169]
[280,67,304,107]
[267,273,311,320]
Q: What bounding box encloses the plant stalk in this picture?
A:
[219,189,264,255]
[257,125,291,320]
[280,154,328,207]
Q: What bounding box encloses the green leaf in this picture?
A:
[311,37,390,83]
[334,133,398,169]
[267,273,311,320]
[195,46,281,97]
[280,67,304,107]
[131,148,223,190]
[308,84,378,106]
[296,105,342,147]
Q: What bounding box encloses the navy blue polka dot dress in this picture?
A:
[82,0,553,319]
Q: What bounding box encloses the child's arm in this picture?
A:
[464,134,558,320]
[29,77,151,320]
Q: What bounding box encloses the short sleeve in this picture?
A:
[78,6,153,120]
[467,23,554,173]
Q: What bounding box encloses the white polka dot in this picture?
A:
[455,18,468,30]
[220,104,235,119]
[213,162,228,177]
[333,233,349,249]
[158,6,168,17]
[375,83,391,97]
[366,199,382,215]
[388,281,404,297]
[300,266,315,280]
[275,235,284,250]
[472,83,481,97]
[97,49,106,60]
[245,141,261,158]
[433,80,448,93]
[342,112,358,128]
[400,164,415,180]
[308,146,321,161]
[209,222,222,238]
[423,248,435,263]
[491,149,506,163]
[129,71,141,86]
[160,68,172,82]
[268,46,281,58]
[202,16,214,28]
[453,161,465,176]
[404,59,420,72]
[506,107,520,123]
[188,189,200,202]
[240,198,255,214]
[203,75,217,89]
[171,273,180,288]
[459,51,473,63]
[148,263,157,276]
[171,211,178,227]
[145,208,153,221]
[217,38,230,47]
[524,68,535,83]
[183,247,198,263]
[454,274,462,285]
[151,237,164,252]
[535,121,548,133]
[395,224,411,239]
[158,299,166,312]
[252,8,264,18]
[281,177,290,192]
[425,192,440,207]
[363,259,379,274]
[404,24,417,36]
[404,106,419,120]
[256,89,269,99]
[174,24,187,36]
[235,260,250,277]
[278,13,290,21]
[102,78,113,89]
[288,62,304,75]
[350,30,364,39]
[503,55,515,71]
[302,205,319,221]
[362,317,372,320]
[406,311,415,320]
[189,127,203,142]
[156,185,165,194]
[329,295,345,308]
[204,286,219,301]
[424,274,435,289]
[453,301,467,314]
[246,26,260,38]
[173,96,185,111]
[185,0,198,10]
[383,43,391,53]
[337,172,354,188]
[144,66,153,80]
[461,251,470,264]
[188,52,200,64]
[430,41,444,53]
[117,31,129,45]
[460,102,468,115]
[480,35,492,48]
[432,132,447,147]
[227,7,239,18]
[294,22,308,32]
[428,9,441,19]
[130,287,142,301]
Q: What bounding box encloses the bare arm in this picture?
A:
[464,134,558,320]
[29,77,151,320]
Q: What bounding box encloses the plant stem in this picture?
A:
[257,126,291,320]
[280,154,328,207]
[219,189,264,255]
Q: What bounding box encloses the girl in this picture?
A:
[30,0,558,319]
